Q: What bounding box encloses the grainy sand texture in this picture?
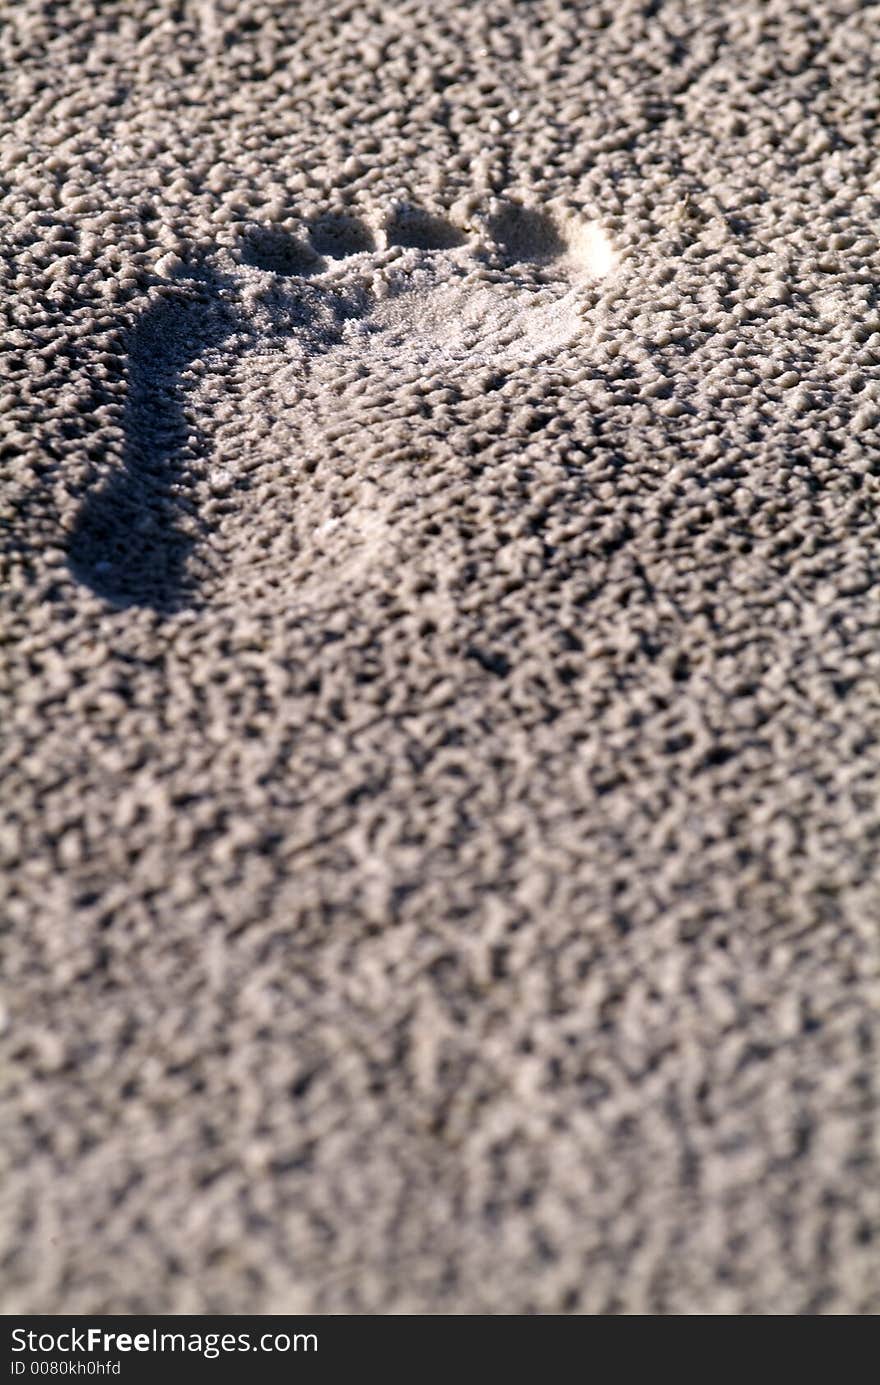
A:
[3,0,880,1313]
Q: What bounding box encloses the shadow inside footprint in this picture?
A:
[68,284,239,611]
[385,205,467,250]
[67,225,371,611]
[308,214,375,258]
[240,226,324,276]
[486,202,566,264]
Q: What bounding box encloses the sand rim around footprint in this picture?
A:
[69,200,616,609]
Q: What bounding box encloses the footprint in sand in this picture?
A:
[68,199,615,609]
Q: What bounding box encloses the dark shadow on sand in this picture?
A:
[67,281,239,613]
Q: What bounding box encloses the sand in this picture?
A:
[2,0,880,1313]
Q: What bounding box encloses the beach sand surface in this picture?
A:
[2,0,880,1313]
